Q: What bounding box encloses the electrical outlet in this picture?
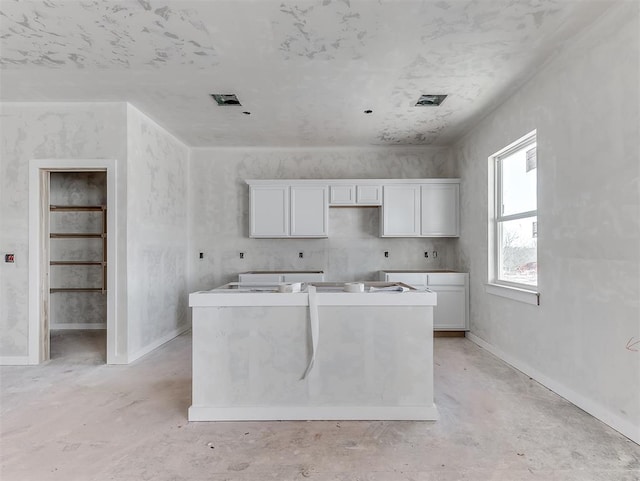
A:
[432,251,438,258]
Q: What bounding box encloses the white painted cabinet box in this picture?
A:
[421,183,459,237]
[238,271,326,283]
[380,271,469,331]
[249,185,290,237]
[381,185,421,236]
[329,183,382,206]
[249,184,328,238]
[248,179,459,238]
[381,181,460,237]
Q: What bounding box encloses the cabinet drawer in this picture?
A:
[384,273,428,286]
[427,273,466,286]
[239,273,283,283]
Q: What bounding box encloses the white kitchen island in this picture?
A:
[188,282,438,421]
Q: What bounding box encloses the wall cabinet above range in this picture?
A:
[329,183,382,206]
[246,179,459,239]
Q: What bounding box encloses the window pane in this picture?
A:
[498,216,537,286]
[500,144,537,216]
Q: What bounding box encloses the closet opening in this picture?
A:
[48,171,107,363]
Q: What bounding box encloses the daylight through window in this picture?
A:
[492,131,537,288]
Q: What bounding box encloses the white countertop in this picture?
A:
[189,282,437,307]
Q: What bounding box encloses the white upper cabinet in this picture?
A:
[329,185,355,205]
[249,184,328,238]
[329,183,381,205]
[250,185,290,237]
[421,183,460,237]
[290,185,328,237]
[248,179,458,238]
[356,184,381,205]
[381,185,421,237]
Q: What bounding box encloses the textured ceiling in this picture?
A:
[0,0,615,147]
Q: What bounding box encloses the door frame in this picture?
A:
[29,159,123,364]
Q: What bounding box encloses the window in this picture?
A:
[490,131,537,290]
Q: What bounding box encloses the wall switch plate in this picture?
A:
[5,254,14,263]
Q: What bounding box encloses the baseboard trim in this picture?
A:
[51,323,107,330]
[434,331,466,338]
[188,404,439,422]
[0,356,32,365]
[128,324,190,363]
[466,332,640,445]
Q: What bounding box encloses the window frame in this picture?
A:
[489,130,538,294]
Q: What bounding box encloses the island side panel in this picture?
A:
[190,304,435,420]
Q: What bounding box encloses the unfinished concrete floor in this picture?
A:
[1,330,638,481]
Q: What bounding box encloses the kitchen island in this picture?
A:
[188,282,438,421]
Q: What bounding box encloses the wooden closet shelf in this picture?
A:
[50,233,105,238]
[50,261,106,266]
[50,288,105,293]
[50,205,106,212]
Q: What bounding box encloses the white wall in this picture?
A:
[126,105,190,360]
[453,3,640,443]
[0,103,127,360]
[189,147,458,291]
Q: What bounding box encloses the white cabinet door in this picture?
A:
[283,273,325,282]
[383,272,428,286]
[427,272,468,330]
[421,183,459,237]
[429,286,467,330]
[329,185,355,205]
[356,185,381,205]
[250,185,289,238]
[381,185,421,237]
[290,185,328,237]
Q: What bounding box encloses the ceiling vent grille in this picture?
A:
[211,94,242,106]
[415,94,447,107]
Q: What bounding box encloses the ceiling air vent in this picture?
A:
[415,94,447,107]
[211,94,242,106]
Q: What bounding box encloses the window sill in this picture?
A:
[485,283,539,305]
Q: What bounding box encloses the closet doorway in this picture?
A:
[28,160,121,365]
[49,171,107,362]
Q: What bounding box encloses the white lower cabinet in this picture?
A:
[239,272,325,283]
[428,285,467,330]
[380,271,469,331]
